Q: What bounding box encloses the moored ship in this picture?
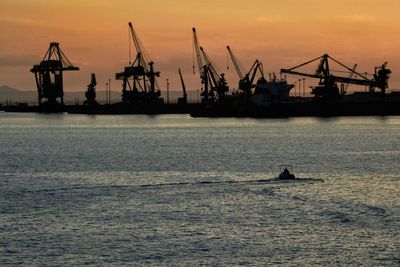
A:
[252,74,294,106]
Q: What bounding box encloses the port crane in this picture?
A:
[116,22,162,104]
[281,54,391,100]
[177,68,187,105]
[226,46,265,96]
[192,28,210,102]
[242,60,265,94]
[30,42,79,106]
[192,28,229,103]
[200,47,229,101]
[83,73,98,106]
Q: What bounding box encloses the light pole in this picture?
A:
[108,78,111,104]
[197,89,200,103]
[105,82,108,105]
[302,78,306,97]
[166,78,170,104]
[298,79,302,97]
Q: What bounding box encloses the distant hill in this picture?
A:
[0,86,36,104]
[0,85,200,105]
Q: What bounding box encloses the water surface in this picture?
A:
[0,113,399,265]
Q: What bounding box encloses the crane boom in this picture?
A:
[178,68,187,98]
[282,69,372,86]
[200,47,220,86]
[226,46,244,80]
[128,22,152,72]
[128,22,141,55]
[249,60,264,83]
[192,28,204,76]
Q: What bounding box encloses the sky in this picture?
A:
[1,0,400,94]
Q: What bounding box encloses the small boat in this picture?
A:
[278,166,296,180]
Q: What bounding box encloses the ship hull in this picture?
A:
[252,80,294,106]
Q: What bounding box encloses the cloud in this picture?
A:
[0,54,41,67]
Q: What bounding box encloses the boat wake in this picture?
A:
[16,177,323,195]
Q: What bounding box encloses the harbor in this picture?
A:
[1,23,399,117]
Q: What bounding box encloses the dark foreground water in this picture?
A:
[0,112,399,266]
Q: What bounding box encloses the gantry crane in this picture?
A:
[177,68,187,105]
[30,42,79,106]
[226,46,265,96]
[116,22,162,104]
[281,54,391,100]
[192,28,228,103]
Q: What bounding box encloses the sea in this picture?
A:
[0,112,399,266]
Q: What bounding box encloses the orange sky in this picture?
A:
[1,0,400,93]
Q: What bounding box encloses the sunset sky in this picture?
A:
[1,0,400,93]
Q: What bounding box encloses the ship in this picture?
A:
[251,74,294,106]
